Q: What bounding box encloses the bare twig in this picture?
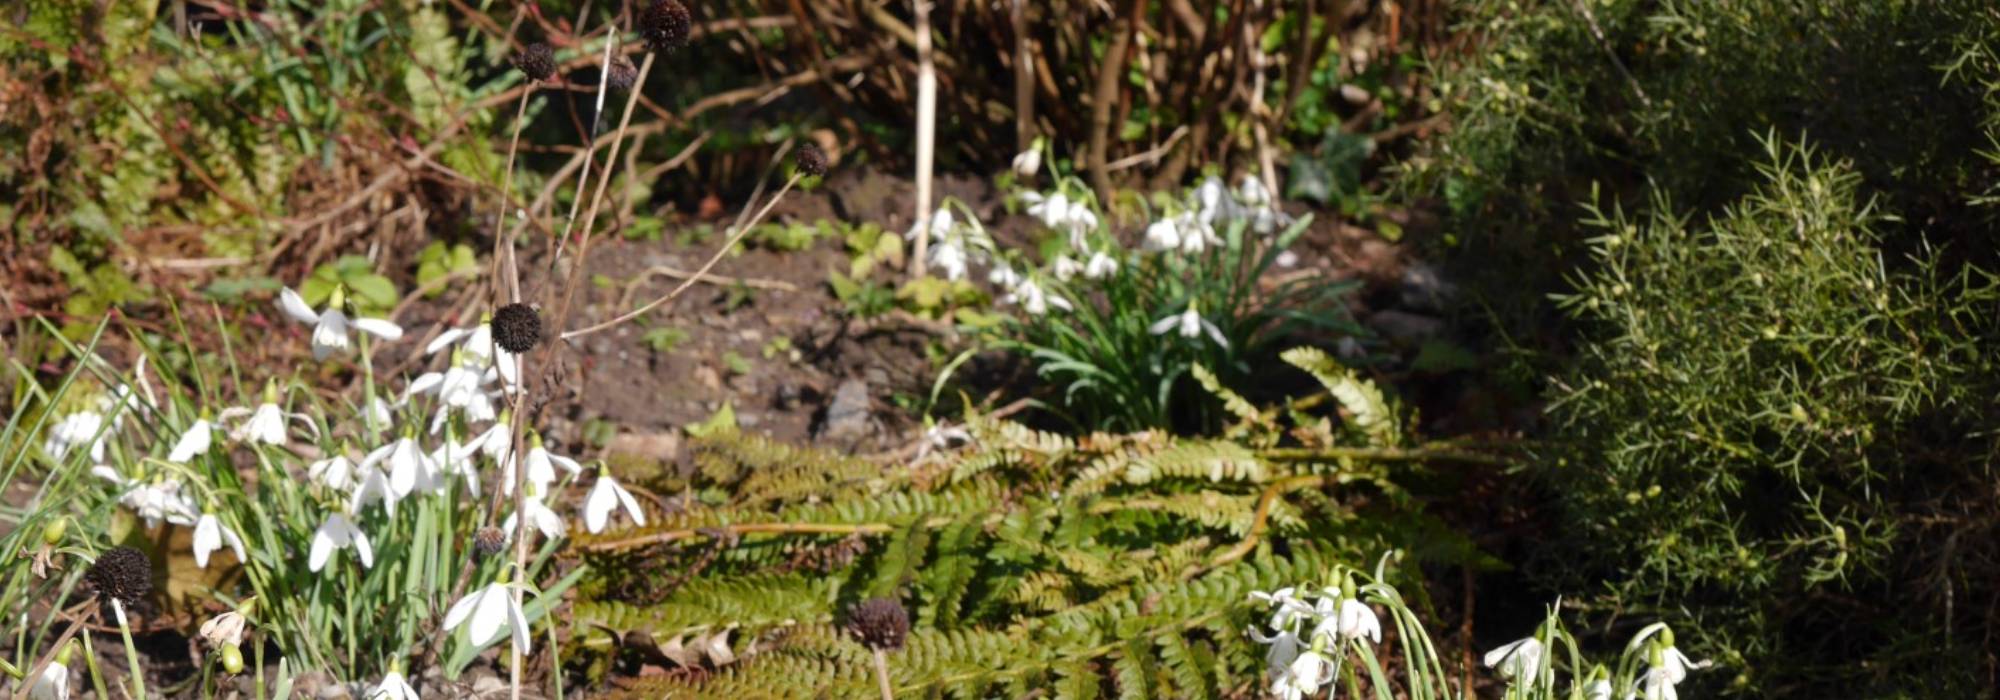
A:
[561,174,802,342]
[490,86,536,305]
[1011,0,1035,151]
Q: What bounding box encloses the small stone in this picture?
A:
[1367,310,1445,345]
[694,365,723,392]
[1397,262,1457,312]
[820,379,871,441]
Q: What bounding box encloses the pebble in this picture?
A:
[820,378,872,441]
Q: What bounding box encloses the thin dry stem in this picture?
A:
[873,647,896,700]
[550,35,622,267]
[549,51,658,341]
[910,0,936,278]
[490,87,535,305]
[561,174,801,341]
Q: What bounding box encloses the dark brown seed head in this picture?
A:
[491,303,543,353]
[641,0,693,54]
[845,597,910,651]
[605,57,639,92]
[473,527,507,557]
[795,143,829,178]
[512,43,557,82]
[87,546,152,608]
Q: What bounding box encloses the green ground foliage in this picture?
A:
[568,350,1495,697]
[1418,0,2000,694]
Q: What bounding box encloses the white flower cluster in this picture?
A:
[1246,585,1382,700]
[39,284,658,700]
[1482,620,1707,700]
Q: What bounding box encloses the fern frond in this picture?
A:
[1281,347,1401,447]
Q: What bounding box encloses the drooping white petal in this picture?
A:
[367,671,419,700]
[349,466,397,516]
[167,419,213,463]
[192,516,221,558]
[312,309,352,360]
[1148,313,1180,336]
[29,659,68,700]
[425,327,469,355]
[278,288,321,325]
[469,584,509,647]
[352,317,404,341]
[1484,636,1546,681]
[584,474,646,534]
[310,455,356,490]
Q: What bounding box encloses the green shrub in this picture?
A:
[1413,0,2000,322]
[1544,138,2000,695]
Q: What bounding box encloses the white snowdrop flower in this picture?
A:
[365,397,395,431]
[361,436,435,498]
[1142,218,1183,253]
[1025,191,1071,231]
[987,261,1022,290]
[94,467,198,527]
[309,513,373,572]
[505,492,567,541]
[1628,624,1707,685]
[505,437,583,496]
[191,513,246,568]
[930,239,970,281]
[1011,145,1042,178]
[1274,649,1335,700]
[1641,663,1678,700]
[1149,303,1228,348]
[1051,255,1082,281]
[1195,176,1230,227]
[167,418,216,463]
[905,207,955,242]
[427,439,483,498]
[367,671,419,700]
[278,287,403,360]
[1238,174,1273,208]
[1484,636,1547,682]
[428,322,520,389]
[348,464,398,516]
[1276,249,1300,268]
[1249,588,1315,631]
[1083,251,1119,279]
[239,403,289,445]
[309,453,357,491]
[1310,593,1382,645]
[199,611,247,647]
[442,581,530,653]
[43,410,108,463]
[1584,678,1613,700]
[1248,626,1303,675]
[1177,214,1220,255]
[1004,278,1071,316]
[28,658,68,700]
[468,419,514,465]
[584,469,646,534]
